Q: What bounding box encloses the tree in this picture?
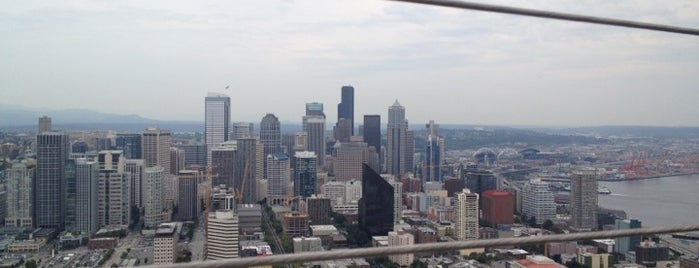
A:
[24,260,37,268]
[527,216,538,227]
[410,259,428,268]
[542,219,554,230]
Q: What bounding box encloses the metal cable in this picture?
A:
[387,0,699,36]
[151,224,699,268]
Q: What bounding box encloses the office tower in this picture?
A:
[93,136,113,151]
[463,168,497,200]
[454,189,479,241]
[97,150,131,226]
[211,141,237,188]
[338,85,355,135]
[144,167,164,229]
[482,190,514,226]
[176,144,207,168]
[615,218,642,254]
[281,134,295,155]
[142,128,171,174]
[303,114,326,168]
[38,115,51,133]
[5,163,34,227]
[71,141,89,154]
[386,100,414,176]
[294,151,318,198]
[359,164,394,236]
[125,159,145,209]
[424,120,445,183]
[570,168,599,231]
[307,196,331,225]
[333,118,352,143]
[207,210,240,260]
[35,132,69,229]
[267,154,290,205]
[231,122,254,140]
[70,158,99,236]
[388,231,414,266]
[154,224,178,265]
[237,204,262,236]
[116,133,142,159]
[260,113,281,157]
[305,102,325,117]
[205,92,231,163]
[522,179,556,225]
[177,170,200,221]
[333,139,368,182]
[235,138,261,204]
[363,115,381,164]
[169,147,185,175]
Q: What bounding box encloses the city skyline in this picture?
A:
[2,1,698,127]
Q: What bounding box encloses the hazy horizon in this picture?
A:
[2,1,698,126]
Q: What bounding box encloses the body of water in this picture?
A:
[599,174,699,227]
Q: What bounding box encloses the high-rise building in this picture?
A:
[388,231,414,266]
[207,210,239,260]
[231,122,254,140]
[144,166,164,229]
[267,154,290,205]
[97,150,131,226]
[333,118,352,143]
[176,144,207,168]
[177,170,200,221]
[482,190,514,226]
[522,179,556,225]
[211,141,237,188]
[570,168,599,231]
[205,92,231,163]
[423,120,445,183]
[294,151,318,198]
[333,139,368,182]
[362,115,381,167]
[116,134,142,159]
[38,115,52,133]
[386,100,414,176]
[154,224,178,265]
[169,147,185,175]
[305,102,325,117]
[71,141,89,154]
[235,138,262,204]
[35,132,69,229]
[464,168,497,201]
[260,113,281,157]
[303,115,326,168]
[454,189,479,241]
[67,158,100,237]
[615,218,642,254]
[359,164,394,236]
[281,134,295,155]
[142,128,171,174]
[125,159,145,209]
[307,196,331,225]
[5,163,34,227]
[338,85,355,136]
[387,177,403,224]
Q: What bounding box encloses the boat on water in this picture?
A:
[598,186,611,194]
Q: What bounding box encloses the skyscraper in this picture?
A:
[205,92,231,163]
[260,114,281,156]
[333,138,368,182]
[463,168,497,201]
[570,168,599,231]
[363,114,381,168]
[231,122,254,140]
[522,179,556,225]
[359,164,394,236]
[35,132,69,229]
[144,166,164,229]
[235,138,261,204]
[5,163,34,227]
[423,120,445,183]
[305,102,325,117]
[294,151,318,198]
[116,133,142,159]
[125,159,145,209]
[303,114,326,168]
[386,100,414,176]
[454,189,479,241]
[142,128,171,174]
[338,85,355,136]
[97,150,131,226]
[614,218,642,254]
[211,141,237,188]
[38,115,51,133]
[177,170,200,221]
[306,196,331,225]
[207,210,239,259]
[70,158,99,237]
[267,154,290,205]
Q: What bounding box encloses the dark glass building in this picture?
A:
[35,132,70,229]
[363,115,381,160]
[463,168,497,204]
[294,151,318,198]
[359,164,394,236]
[338,85,354,135]
[116,134,142,159]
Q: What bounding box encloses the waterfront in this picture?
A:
[599,174,699,228]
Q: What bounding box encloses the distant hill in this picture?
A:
[0,105,158,126]
[556,126,699,139]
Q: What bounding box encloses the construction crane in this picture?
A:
[235,161,250,205]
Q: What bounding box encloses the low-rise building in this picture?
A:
[293,237,323,253]
[154,224,178,265]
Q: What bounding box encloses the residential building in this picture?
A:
[144,167,164,229]
[5,163,33,227]
[454,189,479,241]
[571,168,599,231]
[388,230,414,266]
[154,224,178,265]
[267,153,290,205]
[522,179,556,225]
[177,170,200,221]
[207,210,239,260]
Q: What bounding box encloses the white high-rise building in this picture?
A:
[389,179,403,224]
[97,151,131,227]
[5,163,34,227]
[570,168,599,231]
[74,158,100,236]
[522,179,556,225]
[266,154,290,205]
[205,92,231,163]
[144,167,164,229]
[231,122,254,140]
[125,159,145,209]
[303,115,326,168]
[454,189,479,241]
[142,128,171,174]
[388,231,414,266]
[207,210,239,260]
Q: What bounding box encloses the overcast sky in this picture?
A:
[2,1,698,127]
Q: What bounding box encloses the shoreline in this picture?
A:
[599,172,699,182]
